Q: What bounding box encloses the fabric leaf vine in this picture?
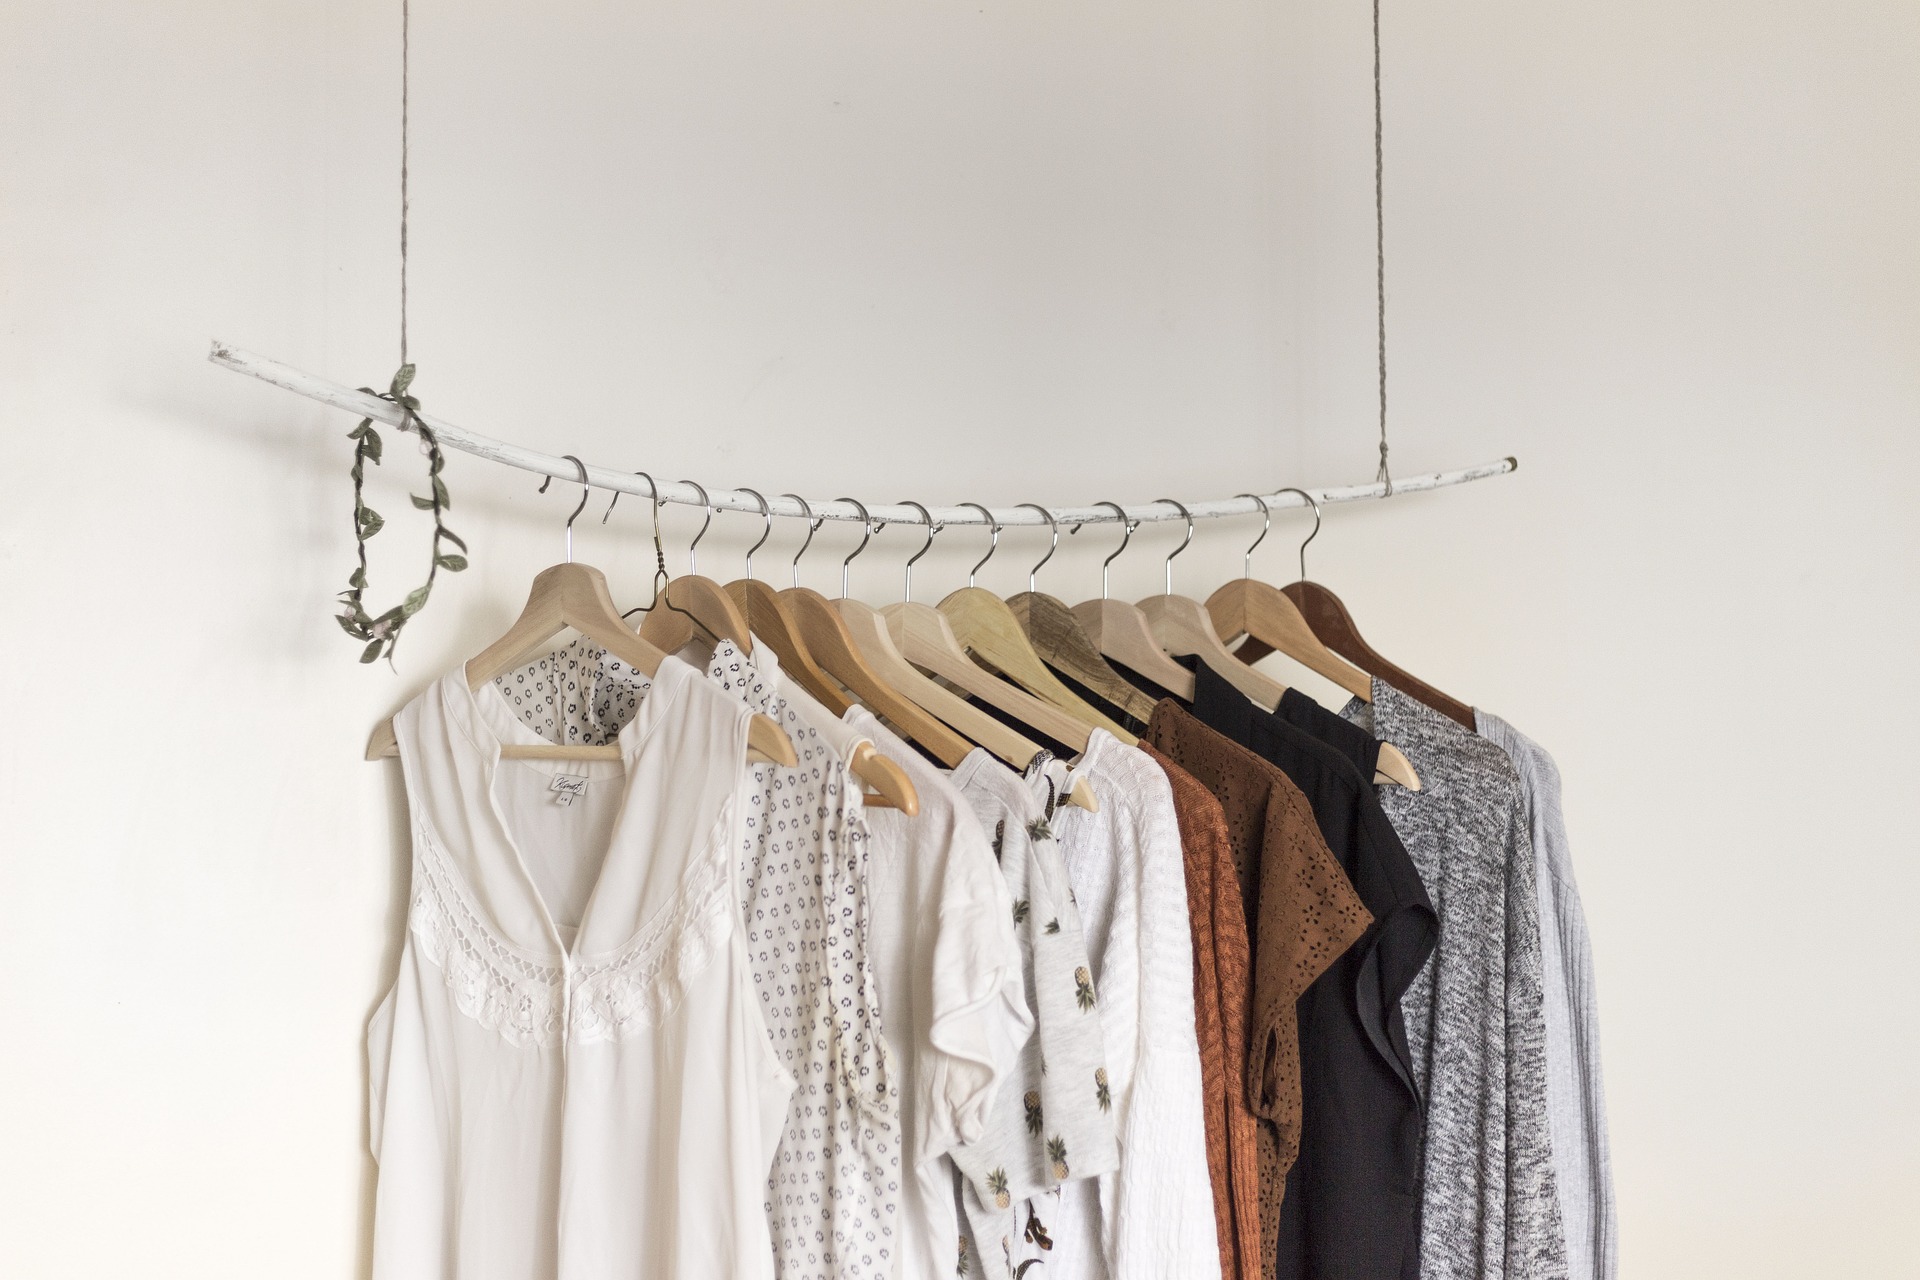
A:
[335,364,468,664]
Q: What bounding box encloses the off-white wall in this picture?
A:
[3,1,1915,1276]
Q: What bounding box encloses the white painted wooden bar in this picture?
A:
[210,341,1516,526]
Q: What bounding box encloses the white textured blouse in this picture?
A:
[1039,732,1221,1280]
[367,659,795,1280]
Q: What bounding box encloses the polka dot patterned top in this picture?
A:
[498,637,901,1280]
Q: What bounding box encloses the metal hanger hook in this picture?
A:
[1272,487,1322,582]
[899,500,941,603]
[783,493,823,591]
[958,502,1000,588]
[1235,493,1271,579]
[1155,497,1194,596]
[535,454,592,563]
[738,487,772,582]
[836,497,881,599]
[1080,500,1134,600]
[1015,503,1058,593]
[681,479,713,577]
[608,471,672,618]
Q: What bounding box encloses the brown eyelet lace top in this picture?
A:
[1145,701,1373,1280]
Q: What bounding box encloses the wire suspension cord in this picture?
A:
[399,0,411,367]
[1372,0,1391,494]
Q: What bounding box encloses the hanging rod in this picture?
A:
[210,341,1515,526]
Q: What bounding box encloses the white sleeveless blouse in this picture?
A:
[367,658,796,1279]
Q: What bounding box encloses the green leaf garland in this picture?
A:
[334,365,468,665]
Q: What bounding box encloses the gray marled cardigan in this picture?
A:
[1345,681,1568,1280]
[1475,710,1615,1280]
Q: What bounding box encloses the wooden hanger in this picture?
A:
[830,500,1095,809]
[723,491,853,716]
[1222,490,1475,729]
[638,488,914,811]
[1006,591,1162,723]
[1278,580,1474,726]
[367,462,793,766]
[783,585,978,766]
[1203,492,1420,789]
[364,559,796,766]
[609,477,755,656]
[875,502,1094,754]
[936,504,1138,744]
[1069,502,1197,700]
[1137,499,1292,710]
[721,492,915,812]
[883,602,1096,752]
[775,498,978,769]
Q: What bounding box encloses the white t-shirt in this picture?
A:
[848,708,1030,1280]
[1038,732,1221,1280]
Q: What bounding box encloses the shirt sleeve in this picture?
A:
[1100,761,1224,1280]
[925,797,1030,1156]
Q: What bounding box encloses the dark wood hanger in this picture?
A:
[1256,580,1475,728]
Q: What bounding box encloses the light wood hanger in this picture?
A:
[1204,492,1420,789]
[1137,498,1290,709]
[1069,501,1197,700]
[632,487,914,810]
[364,460,794,766]
[723,490,853,716]
[879,502,1094,753]
[830,500,1095,810]
[711,491,916,812]
[887,598,1096,750]
[1007,590,1162,723]
[936,504,1138,744]
[785,584,975,763]
[776,498,978,769]
[618,477,756,656]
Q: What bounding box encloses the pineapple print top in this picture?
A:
[489,638,902,1280]
[946,752,1119,1280]
[367,658,795,1280]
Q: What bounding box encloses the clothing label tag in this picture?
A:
[549,774,589,807]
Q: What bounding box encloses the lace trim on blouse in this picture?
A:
[409,820,733,1048]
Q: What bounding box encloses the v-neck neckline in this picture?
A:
[452,656,688,963]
